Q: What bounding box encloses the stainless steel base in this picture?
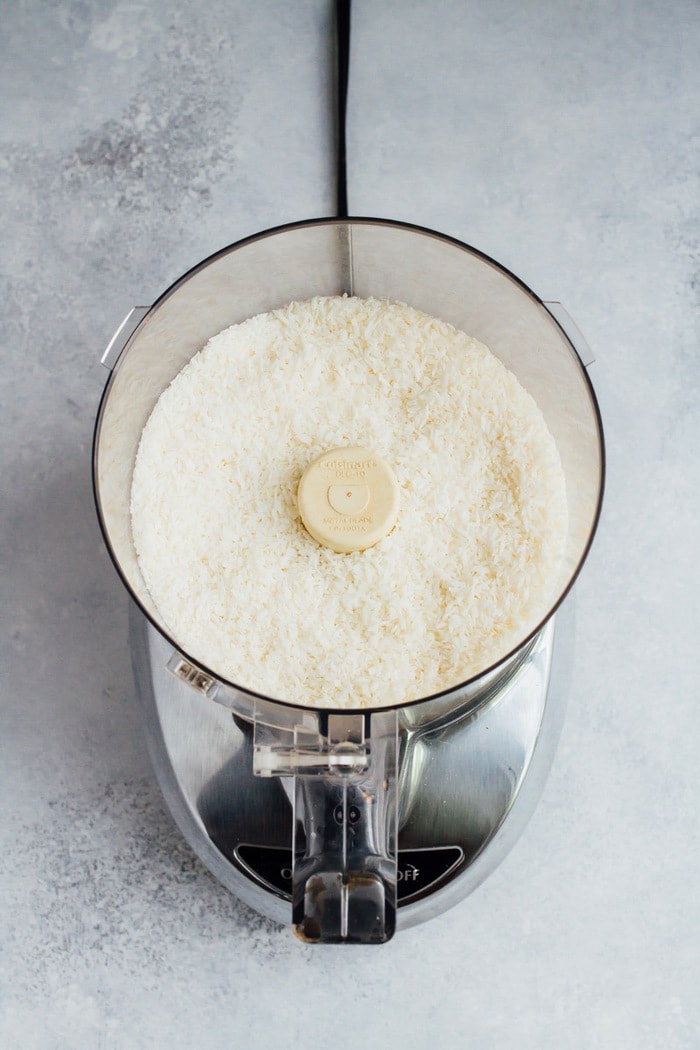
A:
[131,603,573,930]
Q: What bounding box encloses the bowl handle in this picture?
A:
[254,709,398,943]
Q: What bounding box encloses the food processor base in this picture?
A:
[131,601,574,931]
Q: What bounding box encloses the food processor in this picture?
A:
[93,0,603,945]
[93,217,604,943]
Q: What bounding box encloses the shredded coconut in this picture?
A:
[130,296,567,708]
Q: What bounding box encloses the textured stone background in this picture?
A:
[1,1,698,1047]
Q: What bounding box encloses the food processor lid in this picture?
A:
[93,216,605,715]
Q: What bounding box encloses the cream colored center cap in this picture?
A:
[297,446,400,554]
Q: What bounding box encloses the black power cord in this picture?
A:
[335,0,351,218]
